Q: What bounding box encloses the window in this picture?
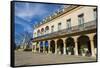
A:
[45,26,49,34]
[37,30,40,36]
[93,8,97,19]
[41,28,44,35]
[67,19,71,29]
[78,14,84,25]
[66,19,71,32]
[78,13,84,30]
[51,25,54,32]
[58,23,61,31]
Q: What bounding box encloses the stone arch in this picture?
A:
[36,42,39,52]
[65,37,75,55]
[57,39,64,54]
[77,35,91,56]
[50,40,55,53]
[44,41,48,53]
[40,41,43,53]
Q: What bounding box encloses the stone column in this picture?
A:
[32,42,34,52]
[34,42,37,53]
[87,34,95,57]
[62,38,66,55]
[48,40,51,54]
[90,40,95,56]
[43,41,45,53]
[73,36,78,56]
[32,42,36,53]
[55,39,57,54]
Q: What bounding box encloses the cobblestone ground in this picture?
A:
[15,51,96,66]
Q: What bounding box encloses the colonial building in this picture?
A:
[32,5,97,57]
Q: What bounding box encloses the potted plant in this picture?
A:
[80,49,85,56]
[80,45,86,56]
[67,47,72,55]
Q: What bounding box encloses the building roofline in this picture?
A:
[34,5,79,29]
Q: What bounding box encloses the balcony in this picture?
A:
[33,20,96,41]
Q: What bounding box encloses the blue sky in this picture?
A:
[14,2,64,45]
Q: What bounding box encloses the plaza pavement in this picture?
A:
[15,51,97,66]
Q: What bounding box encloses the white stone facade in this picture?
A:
[32,5,97,57]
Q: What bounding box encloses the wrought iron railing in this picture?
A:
[33,20,96,41]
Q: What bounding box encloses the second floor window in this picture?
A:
[51,25,54,32]
[67,19,71,29]
[41,28,44,35]
[78,14,84,25]
[37,30,40,36]
[58,23,61,31]
[45,26,49,34]
[93,8,97,19]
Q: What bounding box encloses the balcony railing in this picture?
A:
[33,20,96,41]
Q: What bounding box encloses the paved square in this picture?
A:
[15,51,96,66]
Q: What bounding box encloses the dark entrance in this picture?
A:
[77,35,91,56]
[45,41,48,53]
[36,42,39,52]
[50,40,55,53]
[93,34,97,48]
[57,39,64,54]
[40,42,43,53]
[65,37,75,55]
[93,34,97,55]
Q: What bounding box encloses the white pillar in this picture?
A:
[34,42,37,53]
[74,42,78,55]
[55,39,57,54]
[32,42,36,53]
[43,41,45,53]
[48,40,51,54]
[90,39,95,57]
[63,45,66,54]
[87,34,95,57]
[73,36,78,56]
[62,38,66,55]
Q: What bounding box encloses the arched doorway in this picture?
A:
[77,35,91,56]
[93,34,97,55]
[40,41,43,53]
[45,41,48,53]
[65,37,75,55]
[50,40,55,53]
[57,39,64,54]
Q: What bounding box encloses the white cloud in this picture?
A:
[15,3,49,22]
[15,16,33,33]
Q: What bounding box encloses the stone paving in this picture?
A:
[15,51,97,66]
